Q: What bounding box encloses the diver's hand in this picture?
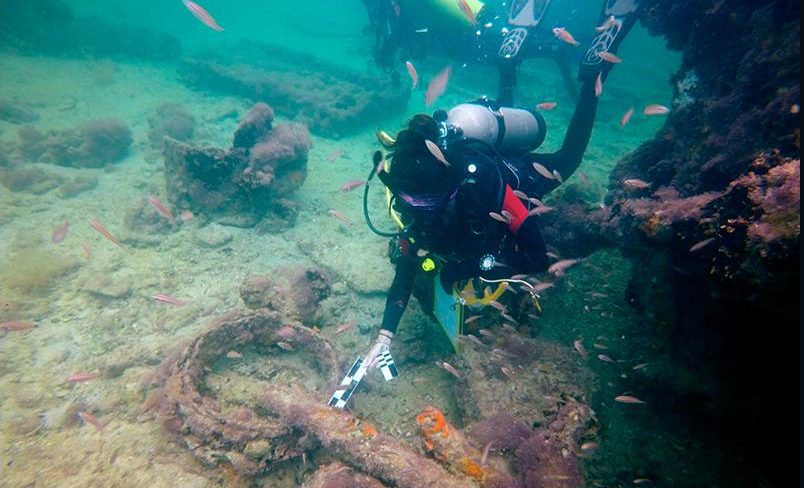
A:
[365,329,393,369]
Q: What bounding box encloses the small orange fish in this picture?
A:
[425,65,452,107]
[632,363,650,370]
[152,294,187,306]
[532,282,554,292]
[149,195,175,222]
[595,15,616,32]
[464,315,480,324]
[528,205,554,216]
[88,218,122,247]
[500,366,516,379]
[489,211,511,224]
[440,361,461,378]
[573,340,588,359]
[623,178,651,189]
[77,411,107,431]
[488,300,506,312]
[580,441,599,451]
[0,320,35,331]
[405,61,419,90]
[67,371,100,383]
[340,180,366,192]
[335,321,356,334]
[620,107,635,127]
[226,350,242,359]
[52,220,70,244]
[552,169,564,183]
[276,341,294,351]
[552,27,580,46]
[425,139,450,167]
[594,72,603,97]
[532,162,555,180]
[614,395,646,404]
[548,258,580,275]
[456,0,477,25]
[643,104,670,115]
[597,51,622,64]
[182,0,224,32]
[689,237,715,252]
[328,209,351,225]
[536,101,557,111]
[597,354,614,363]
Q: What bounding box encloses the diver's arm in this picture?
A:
[544,80,598,180]
[380,254,417,335]
[501,184,549,272]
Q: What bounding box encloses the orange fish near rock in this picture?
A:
[88,218,122,247]
[425,65,452,107]
[623,178,651,189]
[614,395,646,404]
[643,104,670,115]
[536,101,557,111]
[77,411,108,431]
[149,195,175,222]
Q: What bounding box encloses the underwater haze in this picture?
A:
[0,1,799,488]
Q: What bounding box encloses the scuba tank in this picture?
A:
[442,99,546,152]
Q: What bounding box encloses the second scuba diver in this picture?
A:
[360,0,643,374]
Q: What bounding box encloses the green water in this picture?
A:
[2,1,754,487]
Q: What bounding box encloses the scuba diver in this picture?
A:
[361,0,597,104]
[355,0,644,378]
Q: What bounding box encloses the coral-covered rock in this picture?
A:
[233,102,274,149]
[0,99,39,124]
[178,41,410,138]
[164,103,310,226]
[600,2,799,486]
[240,267,330,324]
[16,118,132,168]
[147,103,196,147]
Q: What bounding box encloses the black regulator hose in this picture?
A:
[363,151,398,238]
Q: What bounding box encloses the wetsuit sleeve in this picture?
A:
[380,255,416,334]
[502,184,549,272]
[525,80,598,196]
[514,215,549,272]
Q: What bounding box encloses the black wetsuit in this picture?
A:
[380,79,598,334]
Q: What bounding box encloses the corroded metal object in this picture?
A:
[154,310,339,475]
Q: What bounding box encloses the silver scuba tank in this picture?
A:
[445,102,546,152]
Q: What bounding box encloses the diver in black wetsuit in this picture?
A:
[362,0,603,105]
[361,0,643,371]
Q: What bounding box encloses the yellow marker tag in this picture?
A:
[421,258,435,272]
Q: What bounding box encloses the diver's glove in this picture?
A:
[365,329,394,369]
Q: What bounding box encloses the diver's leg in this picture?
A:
[578,0,644,82]
[497,58,518,107]
[555,48,579,103]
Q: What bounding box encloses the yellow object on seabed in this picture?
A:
[460,278,542,313]
[460,279,507,308]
